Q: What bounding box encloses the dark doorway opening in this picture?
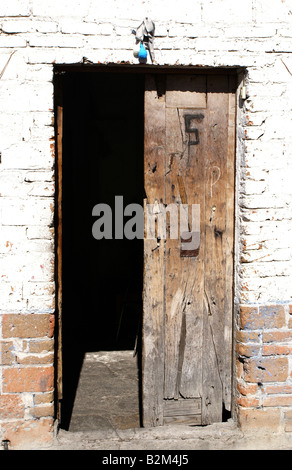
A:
[60,71,145,431]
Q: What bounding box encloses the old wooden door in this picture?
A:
[143,73,236,426]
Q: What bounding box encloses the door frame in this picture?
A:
[53,64,240,426]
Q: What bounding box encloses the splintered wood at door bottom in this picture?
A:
[163,398,202,425]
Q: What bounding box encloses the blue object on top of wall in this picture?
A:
[138,42,147,60]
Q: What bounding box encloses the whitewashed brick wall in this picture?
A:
[0,0,291,314]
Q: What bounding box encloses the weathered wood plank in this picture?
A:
[166,75,207,108]
[164,76,207,401]
[55,75,63,421]
[142,74,166,427]
[202,75,233,424]
[164,415,201,425]
[164,398,201,425]
[224,76,236,412]
[164,106,185,399]
[143,73,235,427]
[164,398,201,416]
[179,108,206,400]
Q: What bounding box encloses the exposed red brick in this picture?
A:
[236,395,260,407]
[262,395,292,407]
[243,356,288,383]
[239,306,260,330]
[236,342,260,358]
[284,410,292,420]
[16,352,54,365]
[284,411,292,431]
[236,380,258,396]
[33,391,54,405]
[236,358,244,380]
[2,314,52,339]
[238,408,281,432]
[0,340,15,365]
[30,404,54,419]
[285,422,292,432]
[2,366,54,393]
[240,305,286,330]
[262,344,292,356]
[263,384,292,395]
[259,305,286,329]
[0,395,25,420]
[263,330,292,343]
[236,330,261,343]
[48,314,55,338]
[23,339,54,354]
[1,418,53,449]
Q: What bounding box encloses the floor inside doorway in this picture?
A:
[68,350,140,432]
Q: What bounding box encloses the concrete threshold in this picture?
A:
[40,351,292,450]
[44,420,292,450]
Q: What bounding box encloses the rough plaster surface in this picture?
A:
[0,0,291,312]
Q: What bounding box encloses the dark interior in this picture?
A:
[60,72,145,430]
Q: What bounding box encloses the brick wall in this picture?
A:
[0,0,291,449]
[236,304,292,433]
[0,313,55,447]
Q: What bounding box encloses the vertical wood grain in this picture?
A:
[142,74,166,426]
[55,75,63,421]
[202,75,234,424]
[164,76,207,401]
[143,72,236,426]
